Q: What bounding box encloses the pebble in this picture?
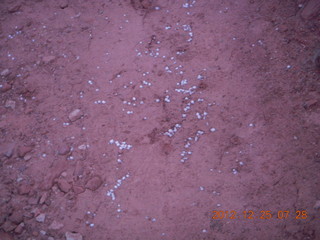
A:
[0,83,12,93]
[18,145,33,158]
[68,109,83,122]
[14,222,25,234]
[8,4,21,13]
[65,232,83,240]
[36,213,46,223]
[49,220,64,230]
[42,56,56,64]
[1,220,17,232]
[0,69,10,76]
[5,100,16,109]
[56,179,72,193]
[73,185,85,194]
[39,192,49,205]
[85,176,102,191]
[0,142,15,158]
[58,144,70,155]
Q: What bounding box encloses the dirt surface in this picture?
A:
[0,0,320,239]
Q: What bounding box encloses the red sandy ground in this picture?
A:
[0,0,320,240]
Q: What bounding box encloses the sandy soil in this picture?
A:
[0,0,320,239]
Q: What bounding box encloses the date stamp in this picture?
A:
[212,210,308,220]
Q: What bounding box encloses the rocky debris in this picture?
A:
[18,181,32,195]
[39,192,50,204]
[9,210,23,224]
[17,145,33,158]
[301,0,320,20]
[313,200,320,209]
[8,4,21,13]
[49,220,64,230]
[65,232,83,240]
[5,100,16,109]
[85,176,102,191]
[42,56,56,64]
[56,179,72,193]
[23,153,32,161]
[0,143,15,158]
[1,220,17,232]
[0,231,14,240]
[59,1,69,9]
[0,83,12,93]
[58,144,70,155]
[0,69,10,77]
[35,213,46,223]
[68,109,83,122]
[73,185,85,194]
[14,222,24,234]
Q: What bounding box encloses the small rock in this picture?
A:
[0,83,12,93]
[42,56,56,64]
[73,185,85,194]
[0,143,15,158]
[14,222,25,234]
[39,192,49,204]
[1,221,17,232]
[49,220,64,230]
[0,231,14,240]
[9,211,23,224]
[85,176,102,191]
[65,232,83,240]
[68,109,83,122]
[60,1,68,9]
[18,145,33,158]
[24,153,32,161]
[313,200,320,209]
[36,213,46,223]
[58,144,70,155]
[301,0,320,20]
[0,69,10,77]
[8,4,21,13]
[18,182,31,195]
[5,100,16,109]
[56,179,72,193]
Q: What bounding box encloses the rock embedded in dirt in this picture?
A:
[59,1,69,9]
[1,220,17,232]
[14,222,24,234]
[0,231,14,240]
[65,232,83,240]
[300,0,320,20]
[0,69,10,77]
[36,213,46,223]
[0,143,15,158]
[68,109,83,122]
[5,100,16,109]
[18,145,33,158]
[8,4,21,13]
[49,220,64,230]
[85,176,102,191]
[73,185,85,194]
[39,192,49,204]
[58,144,70,155]
[9,210,23,224]
[56,179,72,193]
[42,55,56,64]
[0,83,12,93]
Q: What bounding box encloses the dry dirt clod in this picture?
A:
[8,4,21,13]
[65,231,83,240]
[0,83,12,93]
[85,176,102,191]
[68,109,83,122]
[1,220,17,232]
